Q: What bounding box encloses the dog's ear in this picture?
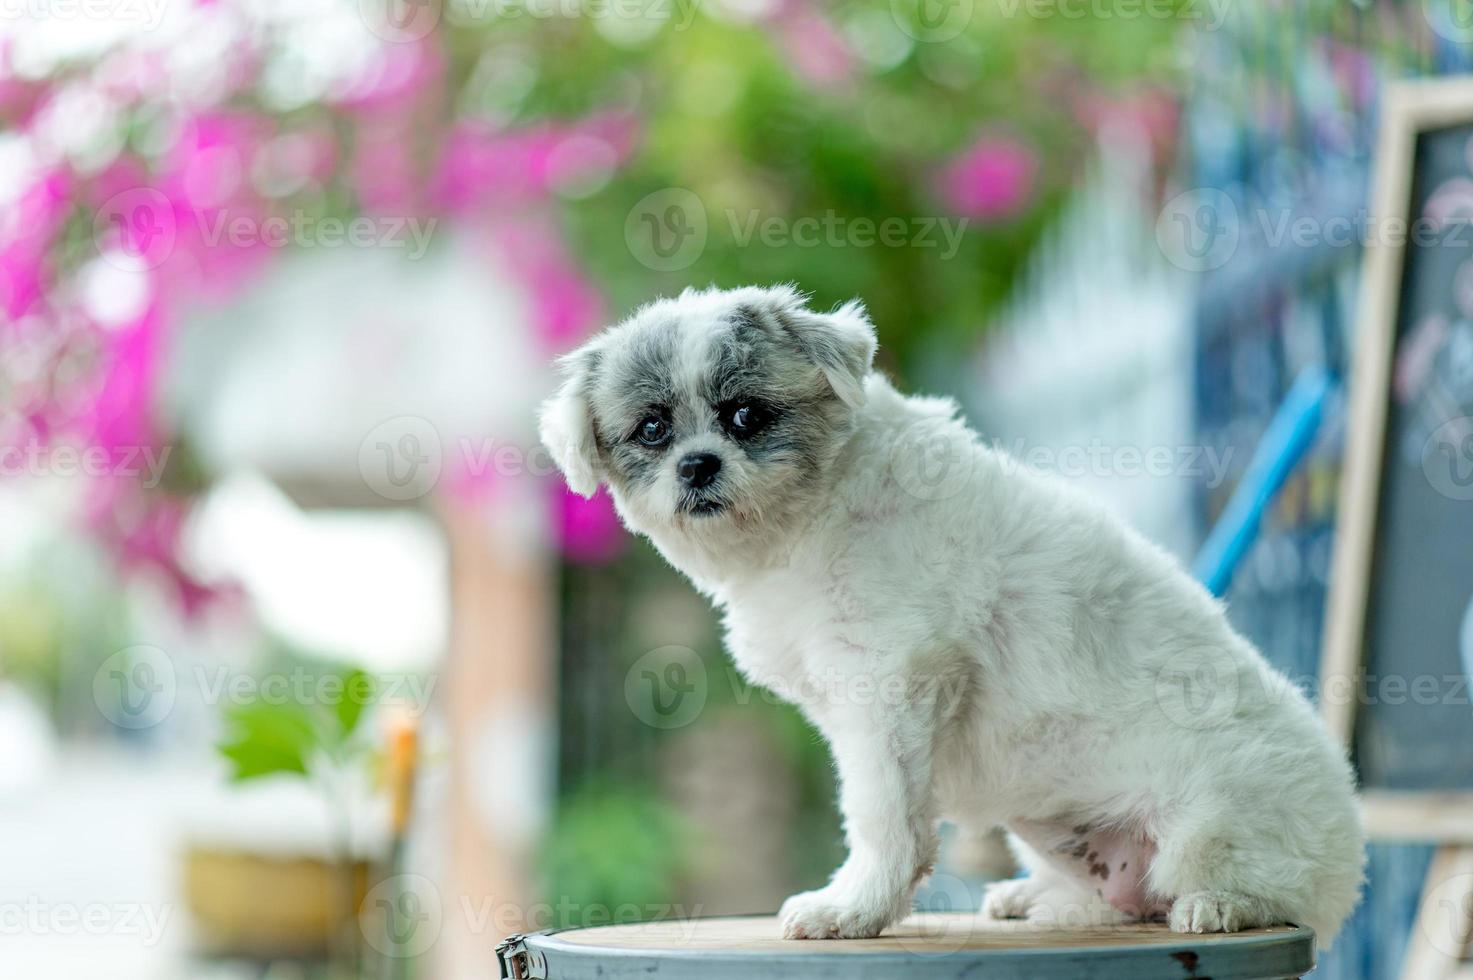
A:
[538,344,602,498]
[775,295,877,409]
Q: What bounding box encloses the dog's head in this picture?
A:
[538,285,876,543]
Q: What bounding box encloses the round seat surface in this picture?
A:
[502,914,1315,979]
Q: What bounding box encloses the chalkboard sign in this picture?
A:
[1356,121,1473,790]
[1324,79,1473,834]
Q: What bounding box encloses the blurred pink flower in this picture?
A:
[164,112,268,209]
[1325,41,1376,110]
[2,21,648,585]
[86,483,221,617]
[333,36,444,112]
[333,39,445,215]
[148,113,278,297]
[352,119,423,215]
[76,297,220,614]
[89,155,152,201]
[86,303,163,460]
[94,46,172,103]
[445,469,498,510]
[556,485,625,564]
[435,112,638,215]
[0,243,49,323]
[494,217,605,354]
[436,112,638,352]
[938,135,1037,221]
[0,41,44,126]
[770,3,857,90]
[1073,88,1178,147]
[1071,88,1179,168]
[262,128,339,186]
[0,170,70,321]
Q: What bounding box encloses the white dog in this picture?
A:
[538,285,1365,944]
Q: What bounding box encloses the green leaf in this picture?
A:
[334,667,375,737]
[218,737,309,780]
[217,701,319,782]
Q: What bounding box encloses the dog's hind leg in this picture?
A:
[983,831,1142,928]
[983,868,1104,924]
[1147,818,1289,935]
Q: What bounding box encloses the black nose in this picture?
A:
[677,452,721,489]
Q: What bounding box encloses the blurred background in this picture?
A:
[1,1,1469,978]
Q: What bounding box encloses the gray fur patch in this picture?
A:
[581,293,859,504]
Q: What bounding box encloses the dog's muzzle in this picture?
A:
[677,452,721,489]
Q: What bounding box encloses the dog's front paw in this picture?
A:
[778,888,895,940]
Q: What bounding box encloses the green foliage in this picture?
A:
[216,665,376,783]
[218,700,315,779]
[333,667,375,740]
[455,1,1185,376]
[0,586,66,706]
[0,537,137,730]
[540,782,695,921]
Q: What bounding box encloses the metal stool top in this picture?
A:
[496,914,1316,980]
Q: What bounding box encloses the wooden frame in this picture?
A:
[1321,75,1473,831]
[1319,77,1473,980]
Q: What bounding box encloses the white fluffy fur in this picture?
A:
[539,286,1365,945]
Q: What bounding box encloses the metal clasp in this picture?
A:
[495,933,546,979]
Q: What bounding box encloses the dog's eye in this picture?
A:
[635,416,670,447]
[726,403,769,438]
